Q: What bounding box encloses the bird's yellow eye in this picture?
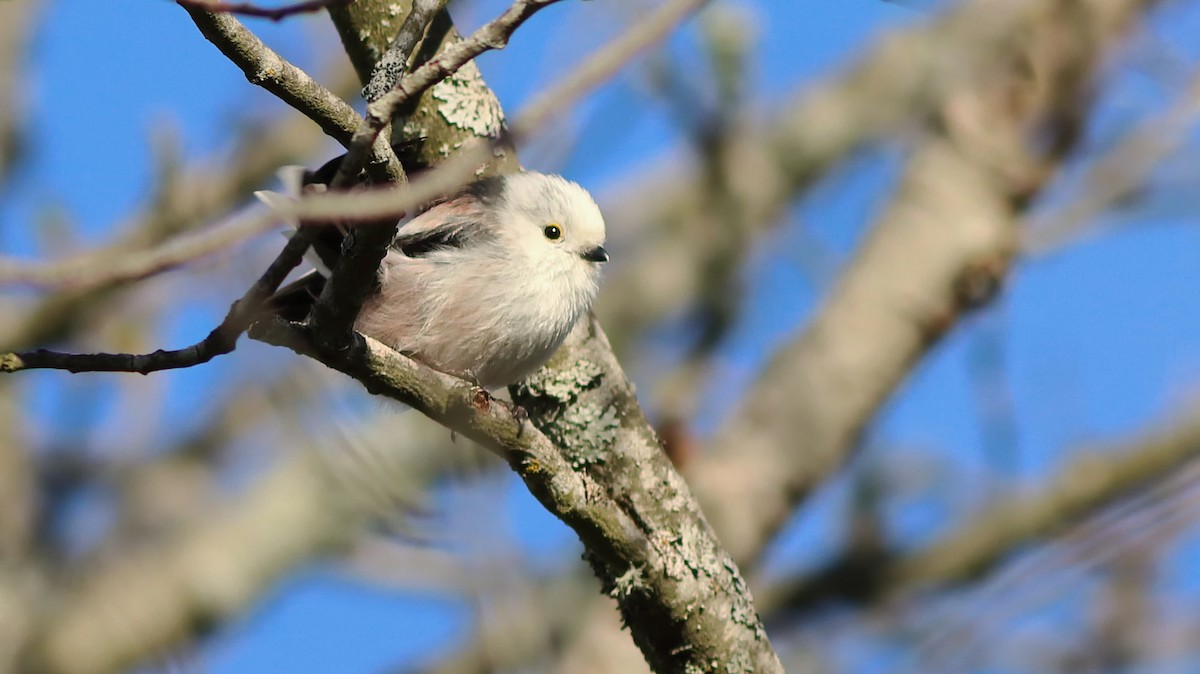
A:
[543,224,562,240]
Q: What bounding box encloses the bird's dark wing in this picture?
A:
[391,188,498,258]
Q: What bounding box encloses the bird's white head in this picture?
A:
[496,171,608,274]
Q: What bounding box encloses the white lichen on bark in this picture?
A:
[431,60,505,137]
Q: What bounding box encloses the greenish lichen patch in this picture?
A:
[520,359,604,403]
[544,401,619,468]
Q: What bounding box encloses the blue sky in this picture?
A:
[5,0,1200,671]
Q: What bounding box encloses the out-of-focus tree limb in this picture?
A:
[560,1,1161,671]
[0,0,36,188]
[21,408,476,674]
[1024,68,1200,254]
[597,0,1048,343]
[893,412,1200,589]
[688,135,1019,565]
[0,71,352,350]
[26,457,349,674]
[0,226,314,374]
[688,0,1158,570]
[755,407,1200,615]
[598,0,1120,348]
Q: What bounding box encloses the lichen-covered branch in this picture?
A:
[361,0,449,103]
[251,319,654,561]
[331,0,563,185]
[511,316,781,673]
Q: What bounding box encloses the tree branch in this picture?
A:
[757,406,1200,615]
[361,0,448,103]
[249,316,783,672]
[1,230,314,374]
[183,6,404,179]
[688,0,1159,570]
[175,0,352,22]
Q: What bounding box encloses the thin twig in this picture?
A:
[1,230,314,374]
[1024,69,1200,254]
[362,0,449,103]
[175,0,353,22]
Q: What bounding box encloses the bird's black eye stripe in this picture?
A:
[543,224,562,240]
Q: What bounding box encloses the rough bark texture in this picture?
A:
[513,317,778,673]
[328,0,519,175]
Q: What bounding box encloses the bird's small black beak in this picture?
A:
[581,246,609,263]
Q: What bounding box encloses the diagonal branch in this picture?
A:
[757,407,1200,616]
[251,315,783,673]
[361,0,448,103]
[183,6,404,180]
[688,0,1160,570]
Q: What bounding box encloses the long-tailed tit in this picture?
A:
[257,169,608,389]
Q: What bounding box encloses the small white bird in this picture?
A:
[259,169,608,389]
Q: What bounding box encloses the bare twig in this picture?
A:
[174,0,353,22]
[0,206,279,289]
[0,230,314,375]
